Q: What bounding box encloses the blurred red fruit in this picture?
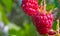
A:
[48,30,56,35]
[21,0,38,16]
[31,11,54,35]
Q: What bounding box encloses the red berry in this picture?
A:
[21,0,54,35]
[48,30,56,35]
[31,11,54,35]
[21,0,38,16]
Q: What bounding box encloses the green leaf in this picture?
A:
[0,4,4,21]
[9,23,21,36]
[24,24,37,36]
[46,4,55,11]
[0,4,9,25]
[52,21,57,30]
[0,4,4,12]
[2,0,12,12]
[54,0,58,7]
[38,0,42,5]
[2,12,9,25]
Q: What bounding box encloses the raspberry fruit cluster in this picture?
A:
[31,11,54,35]
[21,0,54,35]
[21,0,38,16]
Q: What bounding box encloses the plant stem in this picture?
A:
[44,0,46,10]
[0,12,2,21]
[57,19,59,34]
[55,19,59,36]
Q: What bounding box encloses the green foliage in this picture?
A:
[2,0,13,12]
[9,24,20,36]
[38,0,42,5]
[0,0,12,25]
[52,21,57,30]
[9,23,37,36]
[46,4,56,11]
[0,4,9,25]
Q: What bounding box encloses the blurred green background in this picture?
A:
[0,0,60,36]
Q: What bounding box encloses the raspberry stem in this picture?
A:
[56,19,59,34]
[55,19,60,36]
[41,0,43,5]
[44,0,46,11]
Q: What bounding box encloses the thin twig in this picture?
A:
[55,19,59,36]
[56,19,59,34]
[44,0,46,10]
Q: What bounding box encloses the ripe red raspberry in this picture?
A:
[48,30,56,35]
[21,0,38,16]
[31,11,54,35]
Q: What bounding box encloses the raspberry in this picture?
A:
[21,0,38,16]
[48,30,56,35]
[21,0,54,35]
[31,11,54,35]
